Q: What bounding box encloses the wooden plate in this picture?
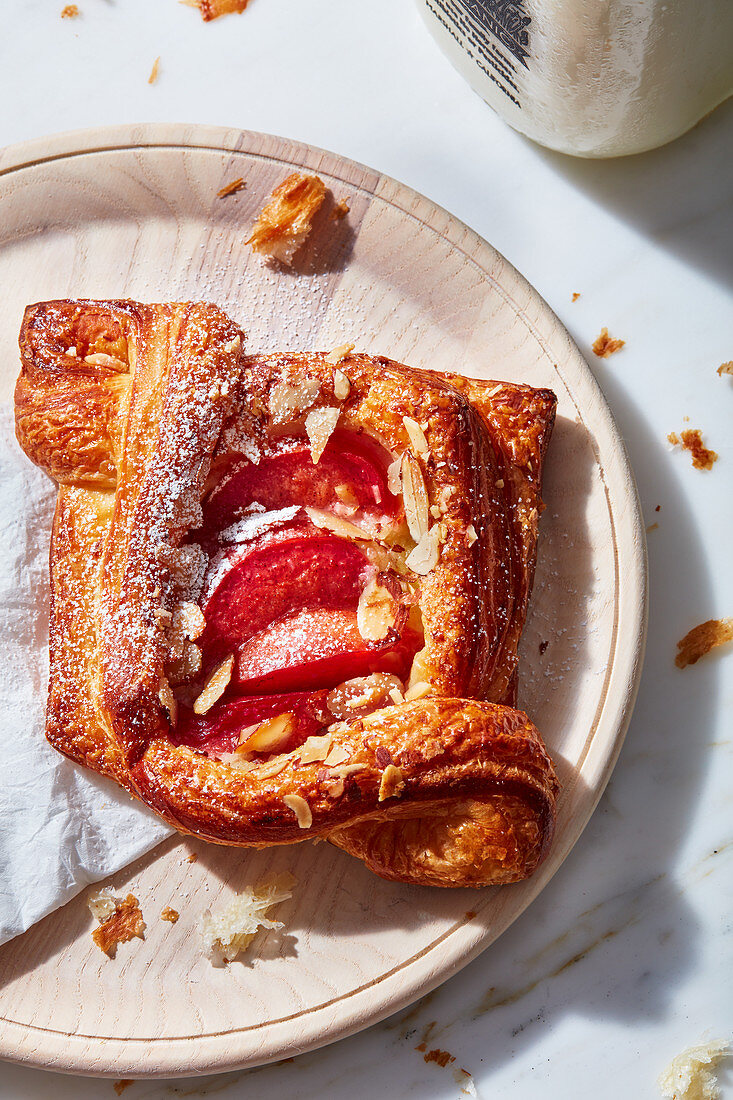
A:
[0,125,646,1077]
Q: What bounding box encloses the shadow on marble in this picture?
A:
[532,96,733,291]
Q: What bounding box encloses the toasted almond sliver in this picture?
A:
[269,377,320,423]
[335,483,359,508]
[256,757,290,779]
[401,453,429,542]
[378,764,405,802]
[83,352,128,369]
[242,713,295,753]
[298,733,333,764]
[323,744,350,767]
[158,676,178,727]
[388,687,405,704]
[356,578,396,641]
[405,525,441,575]
[387,458,402,497]
[328,763,365,780]
[283,794,313,829]
[193,655,234,715]
[333,367,351,399]
[405,680,432,702]
[402,416,429,456]
[466,524,478,546]
[325,342,355,366]
[305,406,340,464]
[305,507,367,541]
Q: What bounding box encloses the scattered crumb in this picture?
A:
[717,361,733,377]
[646,522,659,533]
[667,429,718,470]
[571,291,580,302]
[658,1037,730,1100]
[161,906,179,923]
[656,504,661,512]
[675,619,733,669]
[217,177,246,198]
[91,895,146,958]
[191,0,252,20]
[330,199,350,220]
[422,1048,456,1068]
[186,852,198,863]
[246,172,326,265]
[61,3,79,15]
[539,640,549,655]
[199,873,295,963]
[113,1082,133,1097]
[148,57,161,85]
[592,327,625,358]
[465,910,476,920]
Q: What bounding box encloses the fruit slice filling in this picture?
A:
[174,429,420,758]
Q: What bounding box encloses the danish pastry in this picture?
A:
[15,298,559,888]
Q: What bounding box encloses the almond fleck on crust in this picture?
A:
[667,429,718,470]
[675,618,733,668]
[592,327,625,358]
[91,895,145,958]
[247,173,327,265]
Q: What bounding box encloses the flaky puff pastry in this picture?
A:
[15,299,558,888]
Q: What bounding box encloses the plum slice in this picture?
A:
[204,429,400,533]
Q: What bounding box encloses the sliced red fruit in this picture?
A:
[200,531,369,662]
[235,608,420,694]
[203,429,400,533]
[172,690,327,758]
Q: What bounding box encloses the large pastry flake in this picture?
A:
[15,298,559,888]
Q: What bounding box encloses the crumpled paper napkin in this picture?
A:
[0,407,172,946]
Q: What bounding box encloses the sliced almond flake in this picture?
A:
[305,406,340,464]
[487,384,503,397]
[357,577,395,641]
[378,764,405,801]
[323,744,350,767]
[219,754,257,774]
[328,763,365,780]
[430,504,442,519]
[405,680,432,701]
[325,343,355,366]
[65,346,77,357]
[223,336,241,354]
[83,352,127,369]
[193,655,234,715]
[405,525,441,575]
[403,416,429,456]
[386,458,402,497]
[298,733,333,764]
[401,453,429,542]
[305,507,367,541]
[439,485,454,508]
[269,377,320,423]
[158,676,178,727]
[388,686,405,704]
[241,713,295,753]
[333,367,351,400]
[87,888,116,923]
[466,524,478,546]
[256,757,290,780]
[283,794,313,829]
[335,483,359,508]
[325,778,344,798]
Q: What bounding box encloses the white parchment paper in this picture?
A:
[0,406,172,946]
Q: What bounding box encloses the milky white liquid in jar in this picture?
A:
[416,0,733,157]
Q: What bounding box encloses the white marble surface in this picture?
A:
[0,1,731,1097]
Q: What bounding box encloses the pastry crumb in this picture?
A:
[161,906,179,923]
[667,429,718,470]
[246,172,326,265]
[191,0,251,19]
[420,1047,456,1068]
[658,1037,730,1099]
[61,3,79,15]
[217,177,246,198]
[717,361,733,377]
[330,199,350,220]
[147,56,161,85]
[113,1082,134,1097]
[199,874,295,963]
[675,619,733,668]
[539,640,549,655]
[592,327,625,358]
[91,894,146,958]
[186,852,198,863]
[646,521,659,532]
[571,291,580,302]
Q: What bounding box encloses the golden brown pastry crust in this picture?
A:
[15,299,559,888]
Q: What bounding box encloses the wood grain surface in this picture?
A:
[0,125,647,1077]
